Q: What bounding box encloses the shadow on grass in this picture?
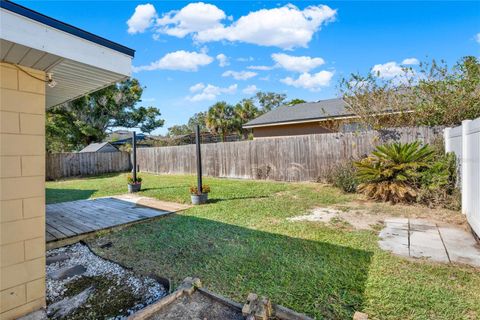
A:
[140,185,190,192]
[207,195,269,203]
[46,188,97,204]
[89,214,373,319]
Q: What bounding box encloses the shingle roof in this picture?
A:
[243,98,352,128]
[79,142,115,153]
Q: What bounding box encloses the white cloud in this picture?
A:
[127,4,157,34]
[247,65,275,71]
[371,61,405,79]
[237,57,254,62]
[401,58,419,65]
[133,50,213,72]
[187,84,237,102]
[475,33,480,43]
[222,70,257,80]
[243,85,258,94]
[216,53,229,67]
[281,71,334,91]
[149,3,336,49]
[155,2,226,38]
[272,53,325,72]
[189,82,206,93]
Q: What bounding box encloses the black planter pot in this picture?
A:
[128,183,141,193]
[191,193,208,205]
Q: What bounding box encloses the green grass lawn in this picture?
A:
[46,173,480,320]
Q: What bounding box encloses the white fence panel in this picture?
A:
[444,118,480,236]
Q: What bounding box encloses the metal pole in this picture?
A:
[195,125,203,194]
[132,131,137,182]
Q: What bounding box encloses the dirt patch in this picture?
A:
[145,291,244,320]
[288,207,382,230]
[335,200,467,229]
[288,200,466,231]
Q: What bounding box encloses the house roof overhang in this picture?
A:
[0,0,135,107]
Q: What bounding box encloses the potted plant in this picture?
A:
[127,175,142,193]
[190,185,210,205]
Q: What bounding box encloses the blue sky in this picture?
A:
[19,1,480,134]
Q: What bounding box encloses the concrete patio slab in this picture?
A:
[379,218,480,267]
[439,227,480,267]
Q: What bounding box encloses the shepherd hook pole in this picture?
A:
[132,131,137,182]
[196,125,203,194]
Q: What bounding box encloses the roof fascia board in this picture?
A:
[1,8,132,76]
[243,110,413,129]
[0,0,134,57]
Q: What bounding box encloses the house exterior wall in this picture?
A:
[252,122,333,138]
[1,62,46,319]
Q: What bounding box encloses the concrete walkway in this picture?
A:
[379,218,480,267]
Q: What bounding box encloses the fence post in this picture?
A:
[443,127,452,153]
[461,120,471,215]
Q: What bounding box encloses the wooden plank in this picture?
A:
[46,221,77,237]
[46,230,56,242]
[46,197,173,244]
[46,223,69,240]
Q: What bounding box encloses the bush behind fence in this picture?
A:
[137,127,441,182]
[46,151,131,180]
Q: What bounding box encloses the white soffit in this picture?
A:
[0,5,134,107]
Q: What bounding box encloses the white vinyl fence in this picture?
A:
[444,118,480,236]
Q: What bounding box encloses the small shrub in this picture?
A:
[354,141,434,203]
[190,184,211,195]
[326,162,358,193]
[417,152,460,209]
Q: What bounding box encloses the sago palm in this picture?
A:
[355,141,434,203]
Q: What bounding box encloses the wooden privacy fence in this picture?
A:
[137,127,441,182]
[46,151,131,180]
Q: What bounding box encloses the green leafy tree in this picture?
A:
[166,124,191,136]
[205,101,235,141]
[187,111,208,132]
[254,91,287,112]
[286,98,307,106]
[46,78,164,152]
[167,112,208,137]
[232,98,260,137]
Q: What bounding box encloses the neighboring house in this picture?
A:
[79,142,119,153]
[0,1,133,319]
[243,98,367,138]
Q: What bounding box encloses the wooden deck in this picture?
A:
[46,197,172,244]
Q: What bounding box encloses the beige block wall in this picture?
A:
[0,62,46,319]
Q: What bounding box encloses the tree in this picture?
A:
[46,78,164,152]
[187,111,208,132]
[167,112,208,137]
[166,124,191,136]
[232,98,260,137]
[254,91,287,112]
[205,101,235,141]
[286,98,307,106]
[339,56,480,129]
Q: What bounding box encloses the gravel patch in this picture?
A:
[46,243,166,319]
